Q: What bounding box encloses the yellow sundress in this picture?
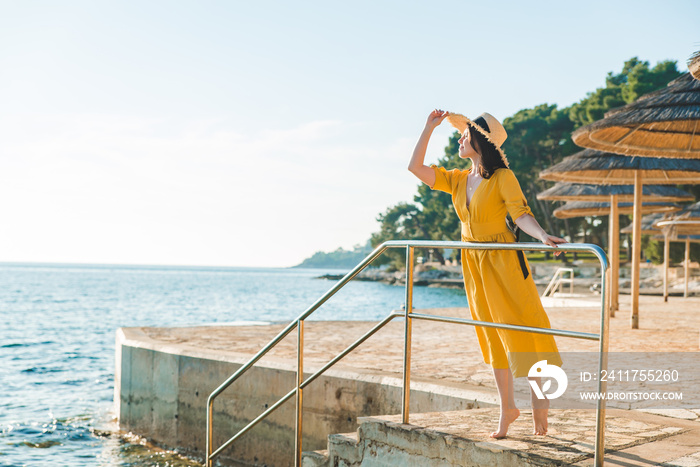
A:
[431,165,562,377]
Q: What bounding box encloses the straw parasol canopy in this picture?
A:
[675,200,700,219]
[620,212,668,235]
[539,150,700,324]
[651,203,700,301]
[571,73,700,158]
[539,149,700,184]
[654,201,700,236]
[689,51,700,81]
[537,183,694,202]
[553,201,681,219]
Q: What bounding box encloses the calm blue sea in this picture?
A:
[0,263,467,466]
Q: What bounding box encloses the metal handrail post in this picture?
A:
[559,269,565,295]
[206,397,213,467]
[294,320,304,467]
[594,249,610,466]
[402,246,414,424]
[569,268,573,295]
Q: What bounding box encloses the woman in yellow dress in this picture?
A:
[408,109,566,438]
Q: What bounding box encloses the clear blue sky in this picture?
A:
[1,1,698,267]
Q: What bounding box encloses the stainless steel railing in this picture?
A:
[205,240,610,467]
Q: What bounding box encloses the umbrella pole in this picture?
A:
[685,238,690,298]
[631,172,642,329]
[609,194,619,316]
[663,230,670,302]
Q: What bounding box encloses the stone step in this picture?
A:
[304,408,699,466]
[349,413,556,466]
[301,449,328,467]
[327,432,361,464]
[302,432,358,466]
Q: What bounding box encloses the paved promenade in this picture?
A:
[143,294,700,391]
[138,294,700,465]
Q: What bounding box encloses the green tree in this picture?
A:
[370,202,442,269]
[568,57,680,128]
[620,59,680,104]
[295,240,373,269]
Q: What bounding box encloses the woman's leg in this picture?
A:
[490,367,520,439]
[528,376,549,435]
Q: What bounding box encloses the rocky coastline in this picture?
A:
[316,263,464,288]
[316,262,700,295]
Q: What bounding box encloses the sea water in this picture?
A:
[0,263,467,466]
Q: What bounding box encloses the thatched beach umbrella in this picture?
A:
[540,149,700,327]
[652,233,700,298]
[555,73,700,328]
[571,73,700,159]
[653,232,700,300]
[660,201,700,235]
[654,201,700,300]
[553,201,681,219]
[553,201,681,316]
[539,149,700,184]
[538,184,692,315]
[537,183,694,202]
[553,201,680,317]
[620,212,687,302]
[689,51,700,82]
[620,212,668,235]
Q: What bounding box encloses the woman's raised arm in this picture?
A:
[407,109,448,187]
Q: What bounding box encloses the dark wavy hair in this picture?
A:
[467,125,507,179]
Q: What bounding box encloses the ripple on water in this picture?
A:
[2,419,197,466]
[21,366,66,374]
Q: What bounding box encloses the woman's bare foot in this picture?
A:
[531,398,549,435]
[490,407,520,439]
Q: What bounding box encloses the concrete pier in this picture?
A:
[115,296,700,466]
[115,316,491,466]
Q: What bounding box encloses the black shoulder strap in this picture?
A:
[506,217,529,280]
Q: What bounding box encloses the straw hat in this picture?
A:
[446,112,508,166]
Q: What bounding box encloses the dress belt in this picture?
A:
[461,230,530,281]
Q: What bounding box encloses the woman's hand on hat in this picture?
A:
[426,109,449,129]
